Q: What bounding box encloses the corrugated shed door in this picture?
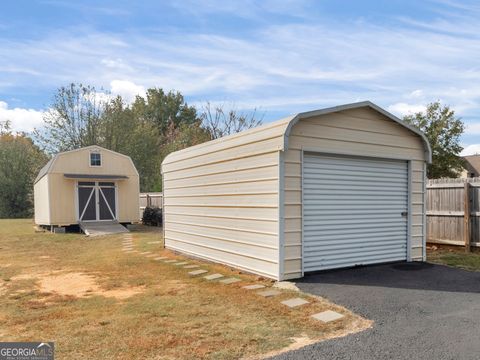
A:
[303,153,408,272]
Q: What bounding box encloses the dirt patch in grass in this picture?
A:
[38,272,146,300]
[12,271,146,301]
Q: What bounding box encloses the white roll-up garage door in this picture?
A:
[303,153,408,272]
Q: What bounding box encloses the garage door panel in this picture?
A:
[304,254,407,271]
[304,245,407,258]
[304,236,407,249]
[303,153,408,272]
[304,228,407,237]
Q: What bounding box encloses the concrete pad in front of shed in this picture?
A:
[311,310,344,323]
[257,289,281,297]
[183,265,199,269]
[242,284,265,290]
[204,273,223,280]
[281,298,309,308]
[220,277,241,284]
[189,269,208,276]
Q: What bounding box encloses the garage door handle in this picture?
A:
[401,211,408,217]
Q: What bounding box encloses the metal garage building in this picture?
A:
[162,101,431,280]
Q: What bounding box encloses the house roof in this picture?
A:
[34,157,55,184]
[34,145,138,184]
[162,101,432,167]
[463,155,480,174]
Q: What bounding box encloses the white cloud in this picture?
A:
[465,123,480,135]
[408,89,424,98]
[1,0,480,133]
[387,102,427,117]
[0,101,44,132]
[461,144,480,156]
[110,80,146,103]
[2,80,147,133]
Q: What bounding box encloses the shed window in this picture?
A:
[90,153,101,166]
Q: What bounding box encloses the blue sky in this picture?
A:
[1,0,480,153]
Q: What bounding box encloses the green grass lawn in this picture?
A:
[428,248,480,271]
[0,219,369,359]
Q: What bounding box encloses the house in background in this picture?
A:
[34,146,140,235]
[461,155,480,178]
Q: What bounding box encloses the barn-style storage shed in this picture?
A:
[34,146,140,228]
[162,101,431,280]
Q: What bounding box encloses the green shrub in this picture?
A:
[142,206,162,226]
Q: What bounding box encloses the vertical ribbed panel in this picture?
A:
[303,154,408,271]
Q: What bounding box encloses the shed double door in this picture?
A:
[303,153,408,272]
[78,182,116,221]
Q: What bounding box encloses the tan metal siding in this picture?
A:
[34,176,50,225]
[163,150,281,279]
[48,173,76,225]
[282,108,426,279]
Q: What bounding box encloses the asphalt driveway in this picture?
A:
[271,262,480,360]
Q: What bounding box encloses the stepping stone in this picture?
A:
[173,262,189,266]
[220,277,241,284]
[189,269,208,276]
[140,252,151,255]
[121,248,133,252]
[242,284,265,290]
[154,257,168,261]
[164,259,178,263]
[148,241,162,244]
[257,289,281,297]
[311,310,344,323]
[204,273,223,280]
[183,265,200,269]
[281,298,310,308]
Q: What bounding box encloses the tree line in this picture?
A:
[0,82,467,218]
[34,84,263,192]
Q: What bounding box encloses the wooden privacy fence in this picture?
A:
[139,192,163,218]
[427,178,480,250]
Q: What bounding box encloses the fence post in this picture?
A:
[147,194,151,207]
[464,181,471,253]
